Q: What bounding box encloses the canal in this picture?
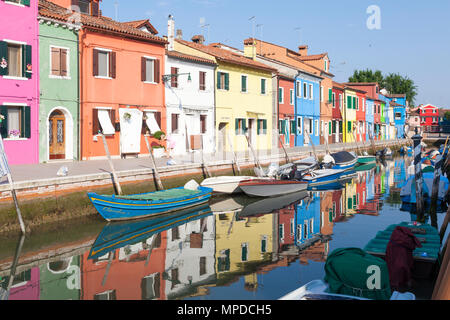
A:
[0,156,448,300]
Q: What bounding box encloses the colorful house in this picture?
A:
[48,0,167,160]
[343,86,357,143]
[346,86,367,142]
[0,0,39,164]
[331,82,345,143]
[389,94,407,138]
[165,17,217,156]
[366,98,374,141]
[419,104,439,133]
[295,192,321,247]
[38,1,80,161]
[295,70,322,146]
[174,38,275,155]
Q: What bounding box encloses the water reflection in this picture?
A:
[1,157,434,300]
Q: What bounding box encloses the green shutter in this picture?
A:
[22,44,32,79]
[243,119,247,133]
[21,0,31,6]
[263,119,267,134]
[328,88,332,102]
[217,72,221,89]
[348,198,352,210]
[0,106,8,138]
[257,120,261,135]
[329,121,332,135]
[24,106,31,138]
[353,97,356,110]
[347,96,351,109]
[279,88,283,103]
[241,76,246,92]
[235,118,239,135]
[348,121,351,133]
[0,41,8,76]
[224,73,229,90]
[261,79,266,94]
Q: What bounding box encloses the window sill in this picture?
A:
[94,76,113,80]
[49,75,71,80]
[4,137,28,141]
[143,81,157,85]
[2,76,28,81]
[4,1,25,7]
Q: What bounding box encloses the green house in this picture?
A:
[38,13,80,162]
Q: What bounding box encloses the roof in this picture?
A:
[342,82,379,86]
[296,53,328,61]
[176,39,277,73]
[123,19,158,35]
[332,81,345,90]
[386,93,406,98]
[166,50,217,66]
[344,85,367,94]
[38,0,167,45]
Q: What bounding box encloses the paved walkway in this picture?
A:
[5,139,405,185]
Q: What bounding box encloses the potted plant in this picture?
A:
[123,112,132,121]
[151,130,166,158]
[8,129,20,139]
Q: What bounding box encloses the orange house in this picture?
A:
[48,0,167,160]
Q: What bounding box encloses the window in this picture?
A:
[171,113,179,133]
[347,121,352,133]
[308,118,313,134]
[297,224,302,240]
[296,81,301,97]
[362,98,365,112]
[290,120,296,134]
[321,120,324,136]
[356,97,359,111]
[303,82,307,99]
[199,71,206,90]
[395,112,402,120]
[93,108,115,135]
[332,93,336,107]
[279,224,285,241]
[235,118,246,135]
[94,290,117,300]
[278,87,284,104]
[257,119,267,135]
[320,86,323,102]
[5,0,31,6]
[315,119,319,136]
[0,105,31,139]
[261,236,267,253]
[290,89,294,105]
[297,117,303,134]
[324,60,328,72]
[142,57,160,83]
[199,257,207,276]
[200,115,207,134]
[0,41,32,79]
[50,47,68,77]
[217,71,229,90]
[76,0,91,15]
[241,75,247,92]
[170,67,178,88]
[261,78,266,94]
[241,243,249,262]
[93,48,115,78]
[309,84,313,100]
[141,273,161,300]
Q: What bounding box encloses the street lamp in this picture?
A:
[162,72,192,83]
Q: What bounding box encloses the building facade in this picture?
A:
[0,0,39,164]
[331,82,344,143]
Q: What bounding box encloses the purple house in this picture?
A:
[0,0,39,164]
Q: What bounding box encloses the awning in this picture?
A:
[98,109,115,135]
[145,111,161,134]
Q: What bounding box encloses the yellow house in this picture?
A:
[343,87,357,143]
[174,39,275,153]
[214,212,275,283]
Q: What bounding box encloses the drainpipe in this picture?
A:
[76,29,80,161]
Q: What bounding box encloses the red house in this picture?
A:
[332,82,344,143]
[278,76,296,148]
[419,104,439,132]
[277,204,296,252]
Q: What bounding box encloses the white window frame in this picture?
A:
[290,89,294,105]
[4,1,25,8]
[332,92,336,108]
[143,56,157,84]
[279,87,284,104]
[303,82,308,99]
[320,86,323,102]
[315,119,319,136]
[297,116,303,134]
[95,47,112,79]
[296,80,301,98]
[309,84,313,100]
[49,45,71,79]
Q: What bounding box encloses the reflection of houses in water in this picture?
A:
[295,192,321,247]
[0,267,40,300]
[277,202,296,253]
[39,256,81,300]
[164,215,216,299]
[81,232,167,300]
[214,212,276,289]
[343,179,358,216]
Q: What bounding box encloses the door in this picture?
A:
[218,122,228,155]
[49,110,66,160]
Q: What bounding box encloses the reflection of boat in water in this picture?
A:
[239,179,308,197]
[238,191,309,218]
[209,194,258,214]
[355,162,377,172]
[200,176,263,194]
[88,204,212,260]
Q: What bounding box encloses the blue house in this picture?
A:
[378,94,392,140]
[294,192,321,247]
[390,94,407,138]
[295,71,322,146]
[366,98,374,141]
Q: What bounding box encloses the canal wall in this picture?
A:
[0,139,408,234]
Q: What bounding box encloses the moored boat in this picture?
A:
[330,151,358,170]
[88,180,213,221]
[200,176,261,194]
[300,168,347,186]
[357,155,376,165]
[239,179,308,197]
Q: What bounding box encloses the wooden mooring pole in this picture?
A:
[100,133,123,196]
[429,139,449,228]
[278,131,291,164]
[144,135,164,190]
[0,234,25,300]
[227,133,241,175]
[245,133,264,177]
[412,130,425,222]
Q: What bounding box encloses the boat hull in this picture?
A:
[357,156,376,164]
[200,176,256,194]
[301,169,348,186]
[88,187,213,222]
[239,179,308,197]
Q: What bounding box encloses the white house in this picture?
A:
[164,16,216,156]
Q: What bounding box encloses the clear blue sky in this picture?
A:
[100,0,450,107]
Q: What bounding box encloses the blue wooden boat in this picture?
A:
[330,151,358,170]
[88,183,213,222]
[88,204,212,260]
[301,168,355,187]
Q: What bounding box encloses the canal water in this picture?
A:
[0,156,447,300]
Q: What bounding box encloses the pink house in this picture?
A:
[0,0,39,164]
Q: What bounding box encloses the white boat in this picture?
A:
[239,179,308,197]
[279,280,415,300]
[200,176,258,194]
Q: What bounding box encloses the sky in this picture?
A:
[100,0,450,107]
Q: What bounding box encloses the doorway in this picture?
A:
[49,110,66,160]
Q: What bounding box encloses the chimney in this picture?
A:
[243,38,257,60]
[168,14,175,51]
[298,45,308,56]
[191,35,205,44]
[176,29,183,40]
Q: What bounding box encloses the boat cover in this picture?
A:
[331,151,356,164]
[324,247,392,300]
[114,188,200,201]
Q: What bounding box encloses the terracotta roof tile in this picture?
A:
[166,50,216,66]
[123,19,158,35]
[38,0,167,44]
[177,39,276,73]
[296,53,328,61]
